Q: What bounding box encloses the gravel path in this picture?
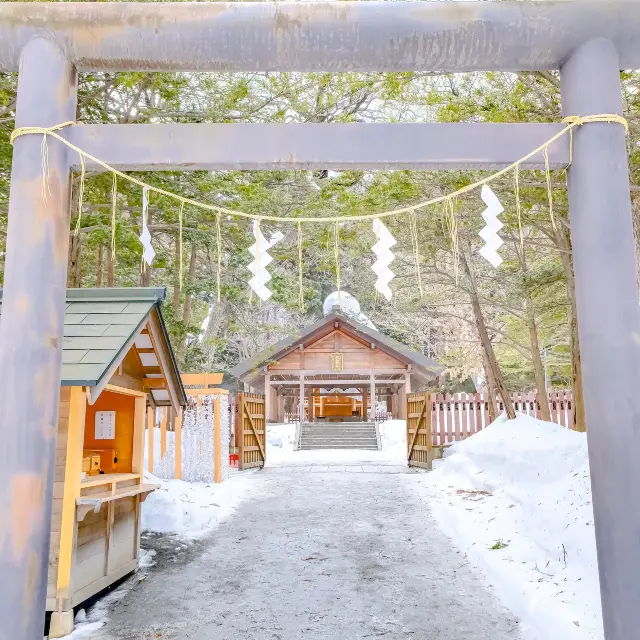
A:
[92,466,522,640]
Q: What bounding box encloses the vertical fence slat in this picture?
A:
[452,394,460,441]
[467,392,476,437]
[550,391,558,424]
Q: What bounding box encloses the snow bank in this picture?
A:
[417,413,602,640]
[266,422,297,461]
[141,471,255,539]
[378,419,406,454]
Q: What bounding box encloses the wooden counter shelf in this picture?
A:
[77,480,159,522]
[80,472,141,489]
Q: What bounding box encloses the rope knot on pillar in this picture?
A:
[9,120,76,145]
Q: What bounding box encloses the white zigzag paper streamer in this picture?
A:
[371,218,397,301]
[247,221,284,301]
[139,186,155,266]
[478,185,504,268]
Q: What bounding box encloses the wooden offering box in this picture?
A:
[17,288,189,638]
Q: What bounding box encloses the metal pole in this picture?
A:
[0,38,76,638]
[561,37,640,640]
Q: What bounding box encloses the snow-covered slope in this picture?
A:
[415,414,602,640]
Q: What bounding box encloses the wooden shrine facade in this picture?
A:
[231,311,442,423]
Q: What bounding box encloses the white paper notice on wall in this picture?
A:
[95,411,116,440]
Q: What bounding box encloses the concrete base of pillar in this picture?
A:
[49,611,75,638]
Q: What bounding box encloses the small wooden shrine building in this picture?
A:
[231,309,442,423]
[0,287,186,637]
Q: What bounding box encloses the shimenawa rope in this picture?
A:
[9,114,628,225]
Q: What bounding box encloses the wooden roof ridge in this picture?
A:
[0,286,186,408]
[230,311,443,381]
[0,286,167,303]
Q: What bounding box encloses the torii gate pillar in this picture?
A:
[562,38,640,640]
[0,38,76,639]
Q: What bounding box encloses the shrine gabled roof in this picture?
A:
[230,311,443,382]
[0,287,186,408]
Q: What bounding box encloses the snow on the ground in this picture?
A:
[54,586,131,639]
[414,413,602,640]
[266,419,407,465]
[141,470,257,539]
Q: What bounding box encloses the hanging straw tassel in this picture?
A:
[334,222,342,311]
[443,196,460,284]
[409,211,424,297]
[543,146,557,230]
[73,154,86,237]
[178,201,185,294]
[297,221,305,311]
[514,165,525,253]
[216,213,222,303]
[110,172,117,272]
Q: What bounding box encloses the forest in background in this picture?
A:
[2,64,640,430]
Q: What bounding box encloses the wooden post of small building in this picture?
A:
[299,374,305,423]
[277,391,285,422]
[175,408,182,480]
[160,407,167,458]
[264,373,271,422]
[306,387,313,422]
[213,396,222,483]
[369,373,376,421]
[147,406,154,474]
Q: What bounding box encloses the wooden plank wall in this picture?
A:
[430,391,575,446]
[267,329,406,371]
[84,391,136,473]
[47,387,71,604]
[237,392,266,470]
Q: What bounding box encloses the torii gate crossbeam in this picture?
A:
[0,3,637,640]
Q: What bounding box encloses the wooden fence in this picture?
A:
[431,390,574,446]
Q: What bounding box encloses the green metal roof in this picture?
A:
[0,287,167,387]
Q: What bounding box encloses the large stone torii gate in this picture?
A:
[0,2,638,638]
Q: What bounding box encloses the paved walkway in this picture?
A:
[92,466,522,640]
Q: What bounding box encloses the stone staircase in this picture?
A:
[297,421,380,450]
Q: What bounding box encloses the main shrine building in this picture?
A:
[231,294,442,423]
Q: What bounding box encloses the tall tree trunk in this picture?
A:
[140,261,152,286]
[67,234,82,288]
[554,226,586,431]
[172,236,182,320]
[107,244,115,287]
[96,245,104,288]
[514,235,551,421]
[181,243,198,329]
[526,304,551,421]
[481,347,498,422]
[460,250,516,420]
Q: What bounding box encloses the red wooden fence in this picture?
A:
[431,390,574,446]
